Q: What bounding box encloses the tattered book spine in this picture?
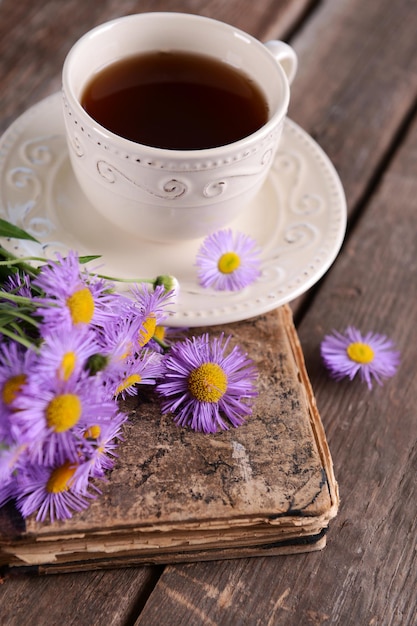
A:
[0,306,338,574]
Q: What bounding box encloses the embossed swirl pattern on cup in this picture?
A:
[1,123,340,292]
[62,93,282,204]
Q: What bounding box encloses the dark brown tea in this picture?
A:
[81,51,269,150]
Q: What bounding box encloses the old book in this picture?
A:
[0,305,339,575]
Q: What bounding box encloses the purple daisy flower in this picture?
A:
[10,371,118,466]
[0,341,37,441]
[33,251,115,331]
[36,325,99,384]
[0,444,26,506]
[96,284,174,360]
[130,283,175,348]
[4,271,33,299]
[195,229,261,291]
[112,350,164,399]
[103,351,161,400]
[15,459,96,522]
[95,312,137,370]
[156,333,258,433]
[75,411,127,487]
[320,326,400,390]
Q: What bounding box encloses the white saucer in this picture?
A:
[0,93,346,327]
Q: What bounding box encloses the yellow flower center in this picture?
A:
[188,362,228,403]
[138,314,157,347]
[347,342,375,364]
[2,374,26,405]
[84,425,101,440]
[59,351,77,381]
[153,325,166,342]
[116,374,142,396]
[46,461,77,493]
[46,393,82,433]
[218,252,241,274]
[66,287,95,324]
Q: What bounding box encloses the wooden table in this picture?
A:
[1,0,416,624]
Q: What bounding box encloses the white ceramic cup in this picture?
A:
[62,13,297,242]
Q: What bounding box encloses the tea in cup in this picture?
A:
[62,12,297,242]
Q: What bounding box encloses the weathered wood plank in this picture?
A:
[0,566,162,626]
[288,0,417,214]
[1,0,416,623]
[279,0,417,319]
[288,108,417,626]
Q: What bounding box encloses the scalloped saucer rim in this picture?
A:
[0,93,346,327]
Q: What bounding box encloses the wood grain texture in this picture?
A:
[0,566,161,626]
[1,0,416,623]
[289,0,417,214]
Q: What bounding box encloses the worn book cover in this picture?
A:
[0,305,339,574]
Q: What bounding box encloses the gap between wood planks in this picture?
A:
[122,566,165,626]
[279,0,323,42]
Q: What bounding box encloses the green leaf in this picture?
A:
[78,255,102,264]
[0,218,40,243]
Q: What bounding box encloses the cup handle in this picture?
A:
[264,40,298,85]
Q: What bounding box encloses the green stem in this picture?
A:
[96,273,154,284]
[152,335,170,352]
[0,255,47,267]
[0,327,39,351]
[0,292,36,306]
[0,308,40,328]
[96,274,177,292]
[0,247,41,280]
